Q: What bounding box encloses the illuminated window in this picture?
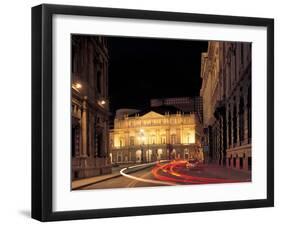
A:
[152,135,156,144]
[187,134,190,144]
[129,136,135,146]
[171,134,176,144]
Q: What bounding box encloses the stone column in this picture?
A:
[244,88,250,144]
[81,97,88,157]
[103,119,107,158]
[156,129,160,144]
[222,110,227,166]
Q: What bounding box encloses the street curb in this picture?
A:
[72,164,155,190]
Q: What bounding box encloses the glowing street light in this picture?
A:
[75,83,82,89]
[98,99,107,107]
[72,82,82,91]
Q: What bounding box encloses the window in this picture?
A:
[151,136,156,144]
[129,136,134,146]
[248,157,252,171]
[239,157,243,169]
[71,127,77,157]
[71,47,76,72]
[97,133,103,157]
[171,134,176,144]
[233,158,236,167]
[186,133,190,144]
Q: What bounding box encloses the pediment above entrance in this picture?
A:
[140,111,165,119]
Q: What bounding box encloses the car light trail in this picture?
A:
[119,160,249,187]
[120,163,176,186]
[151,160,248,185]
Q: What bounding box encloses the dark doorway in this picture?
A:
[72,127,76,157]
[97,133,103,157]
[248,157,252,171]
[72,126,79,157]
[239,157,243,169]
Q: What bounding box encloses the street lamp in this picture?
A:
[72,82,82,91]
[98,99,107,107]
[75,83,82,89]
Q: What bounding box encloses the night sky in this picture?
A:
[107,36,208,114]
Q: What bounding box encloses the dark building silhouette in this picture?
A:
[200,41,251,171]
[150,97,203,122]
[71,35,111,180]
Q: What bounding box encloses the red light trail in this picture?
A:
[151,160,249,185]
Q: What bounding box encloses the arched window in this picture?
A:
[186,133,190,144]
[151,135,156,144]
[171,134,176,144]
[161,136,166,144]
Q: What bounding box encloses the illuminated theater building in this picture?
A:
[109,106,203,164]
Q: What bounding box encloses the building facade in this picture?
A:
[150,96,203,122]
[71,35,112,179]
[110,108,203,164]
[200,41,252,171]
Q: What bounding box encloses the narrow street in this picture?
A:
[80,160,251,190]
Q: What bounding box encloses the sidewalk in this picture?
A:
[72,164,132,190]
[72,163,154,190]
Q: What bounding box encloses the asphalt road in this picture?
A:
[82,165,164,190]
[80,160,251,190]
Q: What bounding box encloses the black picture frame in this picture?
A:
[32,3,274,222]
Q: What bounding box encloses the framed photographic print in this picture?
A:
[31,4,274,221]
